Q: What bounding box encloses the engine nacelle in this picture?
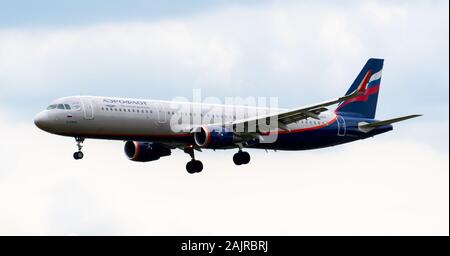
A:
[194,125,240,148]
[124,141,171,162]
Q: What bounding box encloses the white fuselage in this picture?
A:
[34,96,337,145]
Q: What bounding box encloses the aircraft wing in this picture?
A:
[227,81,368,132]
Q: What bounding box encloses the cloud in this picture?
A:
[0,1,447,109]
[0,22,237,95]
[0,110,447,235]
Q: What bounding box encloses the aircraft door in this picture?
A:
[82,99,94,120]
[156,103,167,124]
[337,115,346,136]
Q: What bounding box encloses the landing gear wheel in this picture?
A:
[233,151,251,165]
[73,151,84,160]
[186,160,203,174]
[186,161,195,174]
[233,153,243,165]
[193,160,203,173]
[241,151,250,164]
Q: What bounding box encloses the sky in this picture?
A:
[0,0,448,235]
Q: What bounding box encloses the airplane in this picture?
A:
[34,58,421,174]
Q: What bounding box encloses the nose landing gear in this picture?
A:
[233,150,250,165]
[73,137,85,160]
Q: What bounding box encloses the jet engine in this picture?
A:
[124,141,171,162]
[193,126,241,149]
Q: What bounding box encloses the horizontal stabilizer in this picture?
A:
[360,114,422,130]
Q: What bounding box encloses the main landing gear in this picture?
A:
[73,137,85,160]
[233,150,250,166]
[184,146,203,174]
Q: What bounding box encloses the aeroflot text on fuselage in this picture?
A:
[34,58,421,174]
[103,99,147,105]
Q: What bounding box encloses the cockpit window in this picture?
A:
[46,101,80,111]
[72,103,81,110]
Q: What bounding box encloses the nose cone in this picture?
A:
[34,111,50,130]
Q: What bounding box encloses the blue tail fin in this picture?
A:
[336,58,384,119]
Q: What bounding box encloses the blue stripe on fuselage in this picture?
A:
[250,115,392,150]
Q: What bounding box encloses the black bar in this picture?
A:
[0,236,448,255]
